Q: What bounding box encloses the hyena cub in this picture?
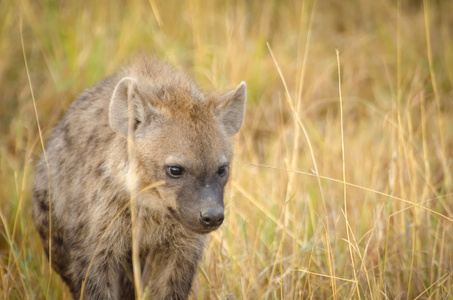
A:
[32,55,246,299]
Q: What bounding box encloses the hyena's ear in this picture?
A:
[216,81,247,136]
[109,77,146,136]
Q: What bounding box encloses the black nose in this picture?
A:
[199,209,224,227]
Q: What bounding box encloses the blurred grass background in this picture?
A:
[1,0,453,299]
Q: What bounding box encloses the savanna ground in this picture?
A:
[1,0,452,299]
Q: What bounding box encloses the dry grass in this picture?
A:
[1,0,453,299]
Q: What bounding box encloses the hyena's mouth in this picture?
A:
[166,206,220,234]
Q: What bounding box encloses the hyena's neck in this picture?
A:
[135,206,205,248]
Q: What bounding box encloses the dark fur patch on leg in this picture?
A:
[33,189,49,212]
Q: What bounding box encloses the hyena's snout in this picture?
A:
[199,208,224,228]
[198,186,225,230]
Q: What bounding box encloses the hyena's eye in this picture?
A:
[217,166,227,177]
[166,166,184,178]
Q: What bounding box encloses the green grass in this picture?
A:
[1,0,453,298]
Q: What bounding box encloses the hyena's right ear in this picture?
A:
[109,77,146,136]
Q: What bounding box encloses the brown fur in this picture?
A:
[32,55,246,299]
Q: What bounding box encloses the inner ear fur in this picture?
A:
[109,77,147,136]
[216,81,247,137]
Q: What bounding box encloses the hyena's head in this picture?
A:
[109,73,246,234]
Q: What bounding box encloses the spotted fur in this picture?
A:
[32,55,246,299]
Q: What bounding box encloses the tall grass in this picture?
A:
[1,0,452,298]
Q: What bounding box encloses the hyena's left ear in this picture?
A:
[109,77,146,136]
[216,81,247,136]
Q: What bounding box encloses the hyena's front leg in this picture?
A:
[70,250,128,300]
[143,246,203,300]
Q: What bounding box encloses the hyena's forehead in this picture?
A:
[182,124,232,161]
[159,121,232,168]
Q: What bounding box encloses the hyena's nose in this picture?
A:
[199,209,224,228]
